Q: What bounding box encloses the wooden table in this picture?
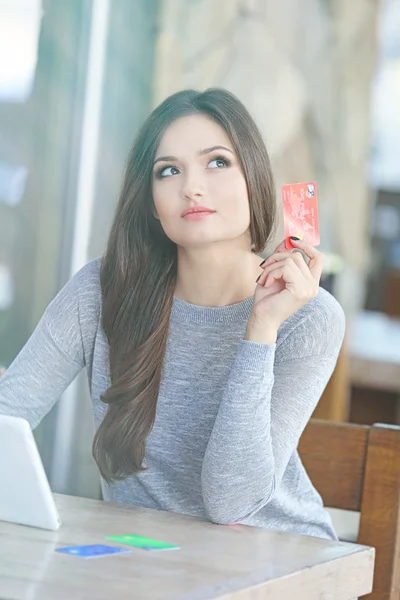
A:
[348,310,400,424]
[349,310,400,393]
[315,310,400,424]
[0,494,374,599]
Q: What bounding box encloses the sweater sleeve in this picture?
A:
[0,263,95,429]
[201,291,346,524]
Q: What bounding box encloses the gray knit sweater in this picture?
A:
[0,258,345,539]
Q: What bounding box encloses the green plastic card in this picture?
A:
[105,534,180,551]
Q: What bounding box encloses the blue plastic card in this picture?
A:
[56,544,131,559]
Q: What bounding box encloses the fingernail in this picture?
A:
[259,259,266,266]
[290,236,300,241]
[256,274,261,282]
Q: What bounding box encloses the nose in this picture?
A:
[181,169,205,202]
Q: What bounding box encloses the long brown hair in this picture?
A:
[93,88,277,482]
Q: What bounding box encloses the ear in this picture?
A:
[152,205,160,220]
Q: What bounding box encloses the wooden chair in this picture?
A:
[299,419,400,600]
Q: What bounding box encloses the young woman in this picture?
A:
[0,88,345,539]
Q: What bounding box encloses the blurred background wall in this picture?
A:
[0,0,399,499]
[153,0,379,315]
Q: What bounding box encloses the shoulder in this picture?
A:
[276,287,345,361]
[38,257,103,362]
[48,257,102,309]
[72,256,102,300]
[45,257,102,333]
[71,258,103,335]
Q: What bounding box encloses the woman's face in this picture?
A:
[152,114,251,250]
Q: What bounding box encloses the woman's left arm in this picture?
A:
[201,240,345,524]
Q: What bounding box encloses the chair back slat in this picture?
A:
[299,419,369,511]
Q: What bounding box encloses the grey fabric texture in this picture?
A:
[0,257,345,539]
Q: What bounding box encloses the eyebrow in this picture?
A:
[153,145,234,167]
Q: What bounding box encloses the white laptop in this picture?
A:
[0,415,61,530]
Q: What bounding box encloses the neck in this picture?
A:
[174,243,263,307]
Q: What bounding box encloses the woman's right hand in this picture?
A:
[245,238,323,344]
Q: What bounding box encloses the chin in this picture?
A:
[177,237,219,249]
[165,225,250,250]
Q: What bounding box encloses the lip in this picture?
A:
[181,206,216,218]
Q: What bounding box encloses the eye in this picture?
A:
[208,156,231,169]
[156,165,180,179]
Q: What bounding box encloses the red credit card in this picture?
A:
[281,181,320,249]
